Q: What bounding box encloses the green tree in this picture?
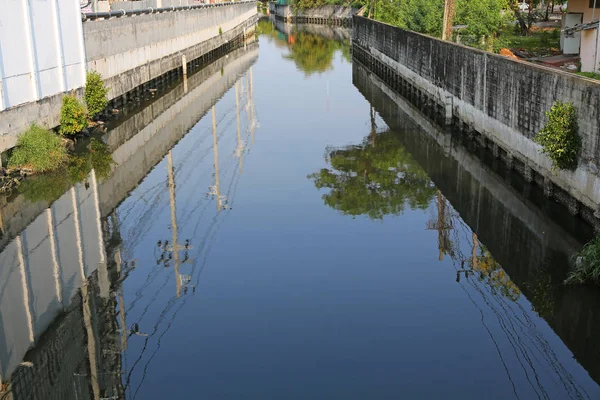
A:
[308,130,437,219]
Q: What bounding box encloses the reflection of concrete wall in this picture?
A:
[353,62,600,386]
[353,16,600,216]
[273,18,351,41]
[99,44,259,216]
[0,40,257,389]
[0,176,107,385]
[84,2,257,99]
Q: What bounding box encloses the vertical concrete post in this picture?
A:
[505,152,514,170]
[543,177,553,198]
[568,198,579,216]
[524,165,534,183]
[444,95,453,126]
[167,151,182,298]
[492,143,500,158]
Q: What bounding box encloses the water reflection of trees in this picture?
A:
[257,19,351,75]
[309,130,437,219]
[18,138,114,203]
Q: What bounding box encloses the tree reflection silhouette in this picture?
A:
[309,130,437,219]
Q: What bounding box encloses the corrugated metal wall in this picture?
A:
[0,0,86,112]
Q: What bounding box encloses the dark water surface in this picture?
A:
[1,20,600,400]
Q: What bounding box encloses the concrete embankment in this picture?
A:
[352,16,600,224]
[84,1,257,101]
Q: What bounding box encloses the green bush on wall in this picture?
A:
[535,101,580,171]
[85,71,108,118]
[8,125,67,173]
[59,95,88,136]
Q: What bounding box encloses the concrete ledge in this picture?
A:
[101,15,258,101]
[0,88,84,154]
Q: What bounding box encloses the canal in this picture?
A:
[1,18,600,399]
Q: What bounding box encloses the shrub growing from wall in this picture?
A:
[85,71,108,118]
[59,95,88,136]
[535,101,580,171]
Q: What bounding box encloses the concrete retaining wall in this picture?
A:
[84,1,257,100]
[353,16,600,216]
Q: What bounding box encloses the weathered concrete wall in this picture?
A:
[353,16,600,215]
[84,1,257,100]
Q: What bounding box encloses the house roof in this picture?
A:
[562,20,599,35]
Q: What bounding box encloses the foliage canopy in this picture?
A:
[308,130,437,219]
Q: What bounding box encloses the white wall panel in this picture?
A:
[0,0,85,111]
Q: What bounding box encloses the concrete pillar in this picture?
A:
[543,177,553,198]
[492,143,500,158]
[506,152,515,170]
[523,166,534,183]
[182,55,187,76]
[444,95,453,126]
[568,198,579,216]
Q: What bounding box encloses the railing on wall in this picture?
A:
[83,0,255,20]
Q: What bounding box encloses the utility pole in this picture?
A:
[425,190,453,261]
[209,106,224,212]
[166,151,193,297]
[235,82,244,174]
[441,0,456,41]
[250,67,256,147]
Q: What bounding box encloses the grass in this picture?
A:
[576,71,600,81]
[565,236,600,285]
[8,125,68,173]
[494,26,560,57]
